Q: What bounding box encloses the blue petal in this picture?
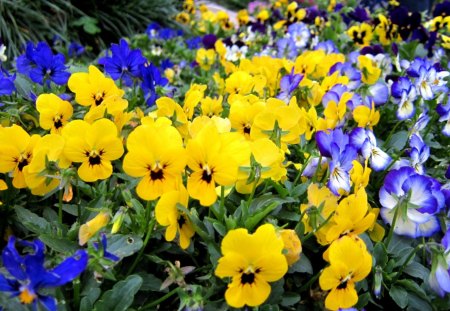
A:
[45,250,88,287]
[39,295,57,311]
[2,237,27,281]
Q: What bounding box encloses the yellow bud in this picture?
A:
[79,212,110,245]
[280,229,302,265]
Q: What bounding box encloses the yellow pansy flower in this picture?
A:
[229,99,266,139]
[215,224,288,308]
[156,97,189,138]
[36,93,73,134]
[186,123,249,206]
[23,134,70,196]
[196,48,216,71]
[325,188,376,243]
[353,103,380,129]
[358,55,381,85]
[200,96,223,117]
[68,65,128,121]
[300,183,339,245]
[347,23,373,46]
[123,118,186,201]
[319,236,372,310]
[155,185,195,249]
[350,160,371,192]
[62,119,124,182]
[0,125,41,189]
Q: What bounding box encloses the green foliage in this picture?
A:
[0,0,179,58]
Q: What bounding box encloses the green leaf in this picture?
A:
[281,292,301,306]
[389,285,408,309]
[373,242,388,267]
[354,292,371,309]
[15,206,50,234]
[403,261,430,280]
[289,254,313,274]
[39,234,78,253]
[137,272,163,291]
[386,130,409,152]
[14,74,33,98]
[406,293,432,311]
[94,275,143,311]
[396,279,430,302]
[212,221,227,236]
[106,234,143,258]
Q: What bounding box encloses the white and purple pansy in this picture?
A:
[379,167,445,238]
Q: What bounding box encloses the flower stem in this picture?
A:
[58,189,63,224]
[139,288,179,310]
[73,277,81,310]
[384,203,401,249]
[126,201,155,276]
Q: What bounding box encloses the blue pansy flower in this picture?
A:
[391,76,417,120]
[68,42,85,58]
[329,62,361,90]
[277,69,303,103]
[140,63,168,106]
[16,42,70,86]
[379,167,445,238]
[350,128,391,171]
[0,68,15,96]
[316,128,349,158]
[314,40,338,54]
[0,237,88,311]
[366,82,389,106]
[437,97,450,136]
[287,22,310,49]
[186,37,202,50]
[146,22,161,39]
[99,39,146,87]
[276,38,297,59]
[93,233,119,262]
[429,228,450,297]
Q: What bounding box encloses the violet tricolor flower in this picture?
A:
[429,228,450,297]
[16,42,70,86]
[350,128,391,171]
[391,77,417,120]
[0,237,87,311]
[379,167,445,238]
[437,97,450,136]
[99,39,146,87]
[287,22,310,49]
[277,70,303,103]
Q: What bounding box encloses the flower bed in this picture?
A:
[0,0,449,310]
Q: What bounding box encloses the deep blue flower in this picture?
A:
[315,128,349,158]
[146,22,161,39]
[160,59,174,70]
[186,37,202,50]
[159,28,181,40]
[16,42,70,86]
[0,237,88,311]
[140,63,168,106]
[93,233,119,262]
[379,167,445,238]
[202,34,217,50]
[68,42,85,58]
[0,68,15,96]
[99,39,146,87]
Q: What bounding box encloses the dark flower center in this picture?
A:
[93,92,105,106]
[243,124,251,135]
[17,158,29,171]
[178,215,186,228]
[54,117,63,129]
[337,279,348,290]
[202,168,213,183]
[241,272,255,285]
[150,168,164,180]
[86,150,104,166]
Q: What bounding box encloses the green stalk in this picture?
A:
[384,202,401,249]
[73,277,81,310]
[126,201,155,276]
[58,188,63,224]
[139,288,179,310]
